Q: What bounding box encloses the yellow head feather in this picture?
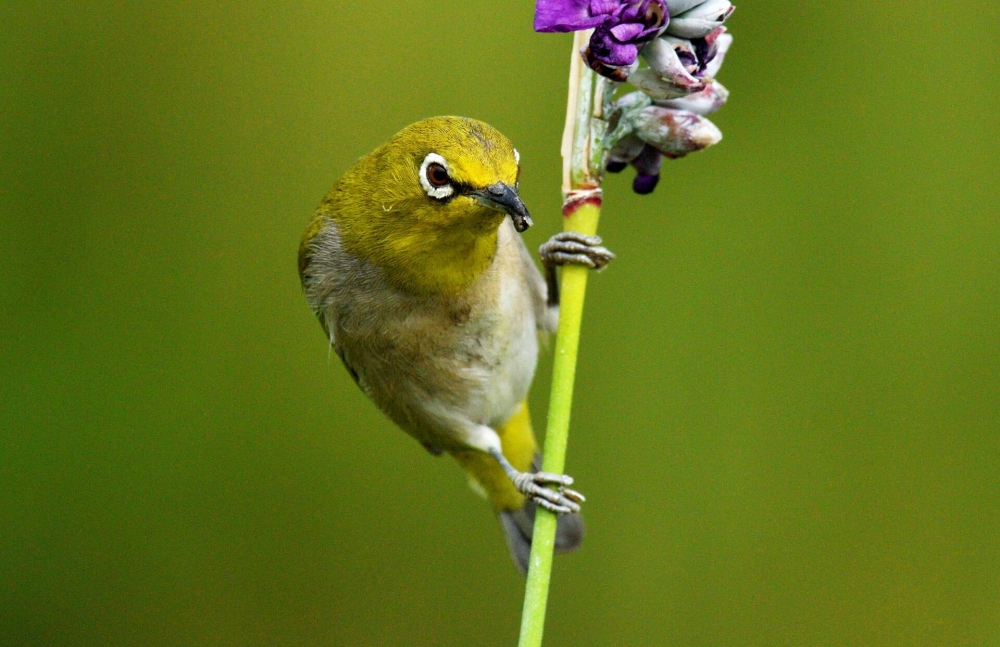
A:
[302,117,524,295]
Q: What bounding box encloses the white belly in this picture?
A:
[469,265,540,428]
[307,218,546,449]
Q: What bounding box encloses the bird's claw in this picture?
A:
[540,232,615,271]
[513,471,586,514]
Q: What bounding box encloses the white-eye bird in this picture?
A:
[298,117,613,572]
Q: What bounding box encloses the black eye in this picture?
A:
[426,162,450,187]
[645,2,664,27]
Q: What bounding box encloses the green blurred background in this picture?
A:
[2,1,998,645]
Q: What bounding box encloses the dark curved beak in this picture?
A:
[470,182,533,232]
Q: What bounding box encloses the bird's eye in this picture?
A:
[426,162,450,187]
[419,153,455,200]
[645,2,664,26]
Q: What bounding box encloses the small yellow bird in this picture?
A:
[298,117,613,572]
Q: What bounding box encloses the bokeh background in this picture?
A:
[3,1,999,645]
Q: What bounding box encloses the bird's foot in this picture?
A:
[511,470,586,515]
[539,232,615,270]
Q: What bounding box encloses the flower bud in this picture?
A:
[633,172,661,194]
[628,68,704,100]
[700,31,733,78]
[664,0,704,15]
[615,90,654,113]
[631,145,663,194]
[630,106,723,157]
[678,0,734,22]
[666,0,734,39]
[642,37,697,79]
[654,80,729,115]
[629,38,705,100]
[609,133,648,164]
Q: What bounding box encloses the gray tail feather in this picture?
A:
[499,500,584,575]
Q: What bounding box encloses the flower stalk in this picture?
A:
[518,29,608,647]
[520,0,735,638]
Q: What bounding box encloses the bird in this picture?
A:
[298,116,613,572]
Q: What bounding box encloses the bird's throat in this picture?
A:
[390,226,500,296]
[338,218,501,297]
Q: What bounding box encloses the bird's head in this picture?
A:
[374,116,531,233]
[319,117,532,294]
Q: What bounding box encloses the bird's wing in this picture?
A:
[298,215,341,348]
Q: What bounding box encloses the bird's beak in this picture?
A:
[471,182,534,232]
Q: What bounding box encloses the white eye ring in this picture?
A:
[419,153,454,200]
[514,149,520,165]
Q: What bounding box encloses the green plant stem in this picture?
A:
[518,30,605,647]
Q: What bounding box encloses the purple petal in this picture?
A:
[583,45,638,81]
[637,24,667,39]
[588,24,642,66]
[620,0,667,27]
[605,41,639,65]
[534,0,607,32]
[618,2,642,23]
[631,144,663,176]
[590,0,620,15]
[610,22,645,42]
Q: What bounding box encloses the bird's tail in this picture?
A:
[452,401,584,574]
[498,485,585,574]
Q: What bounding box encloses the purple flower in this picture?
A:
[535,0,738,196]
[535,0,669,80]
